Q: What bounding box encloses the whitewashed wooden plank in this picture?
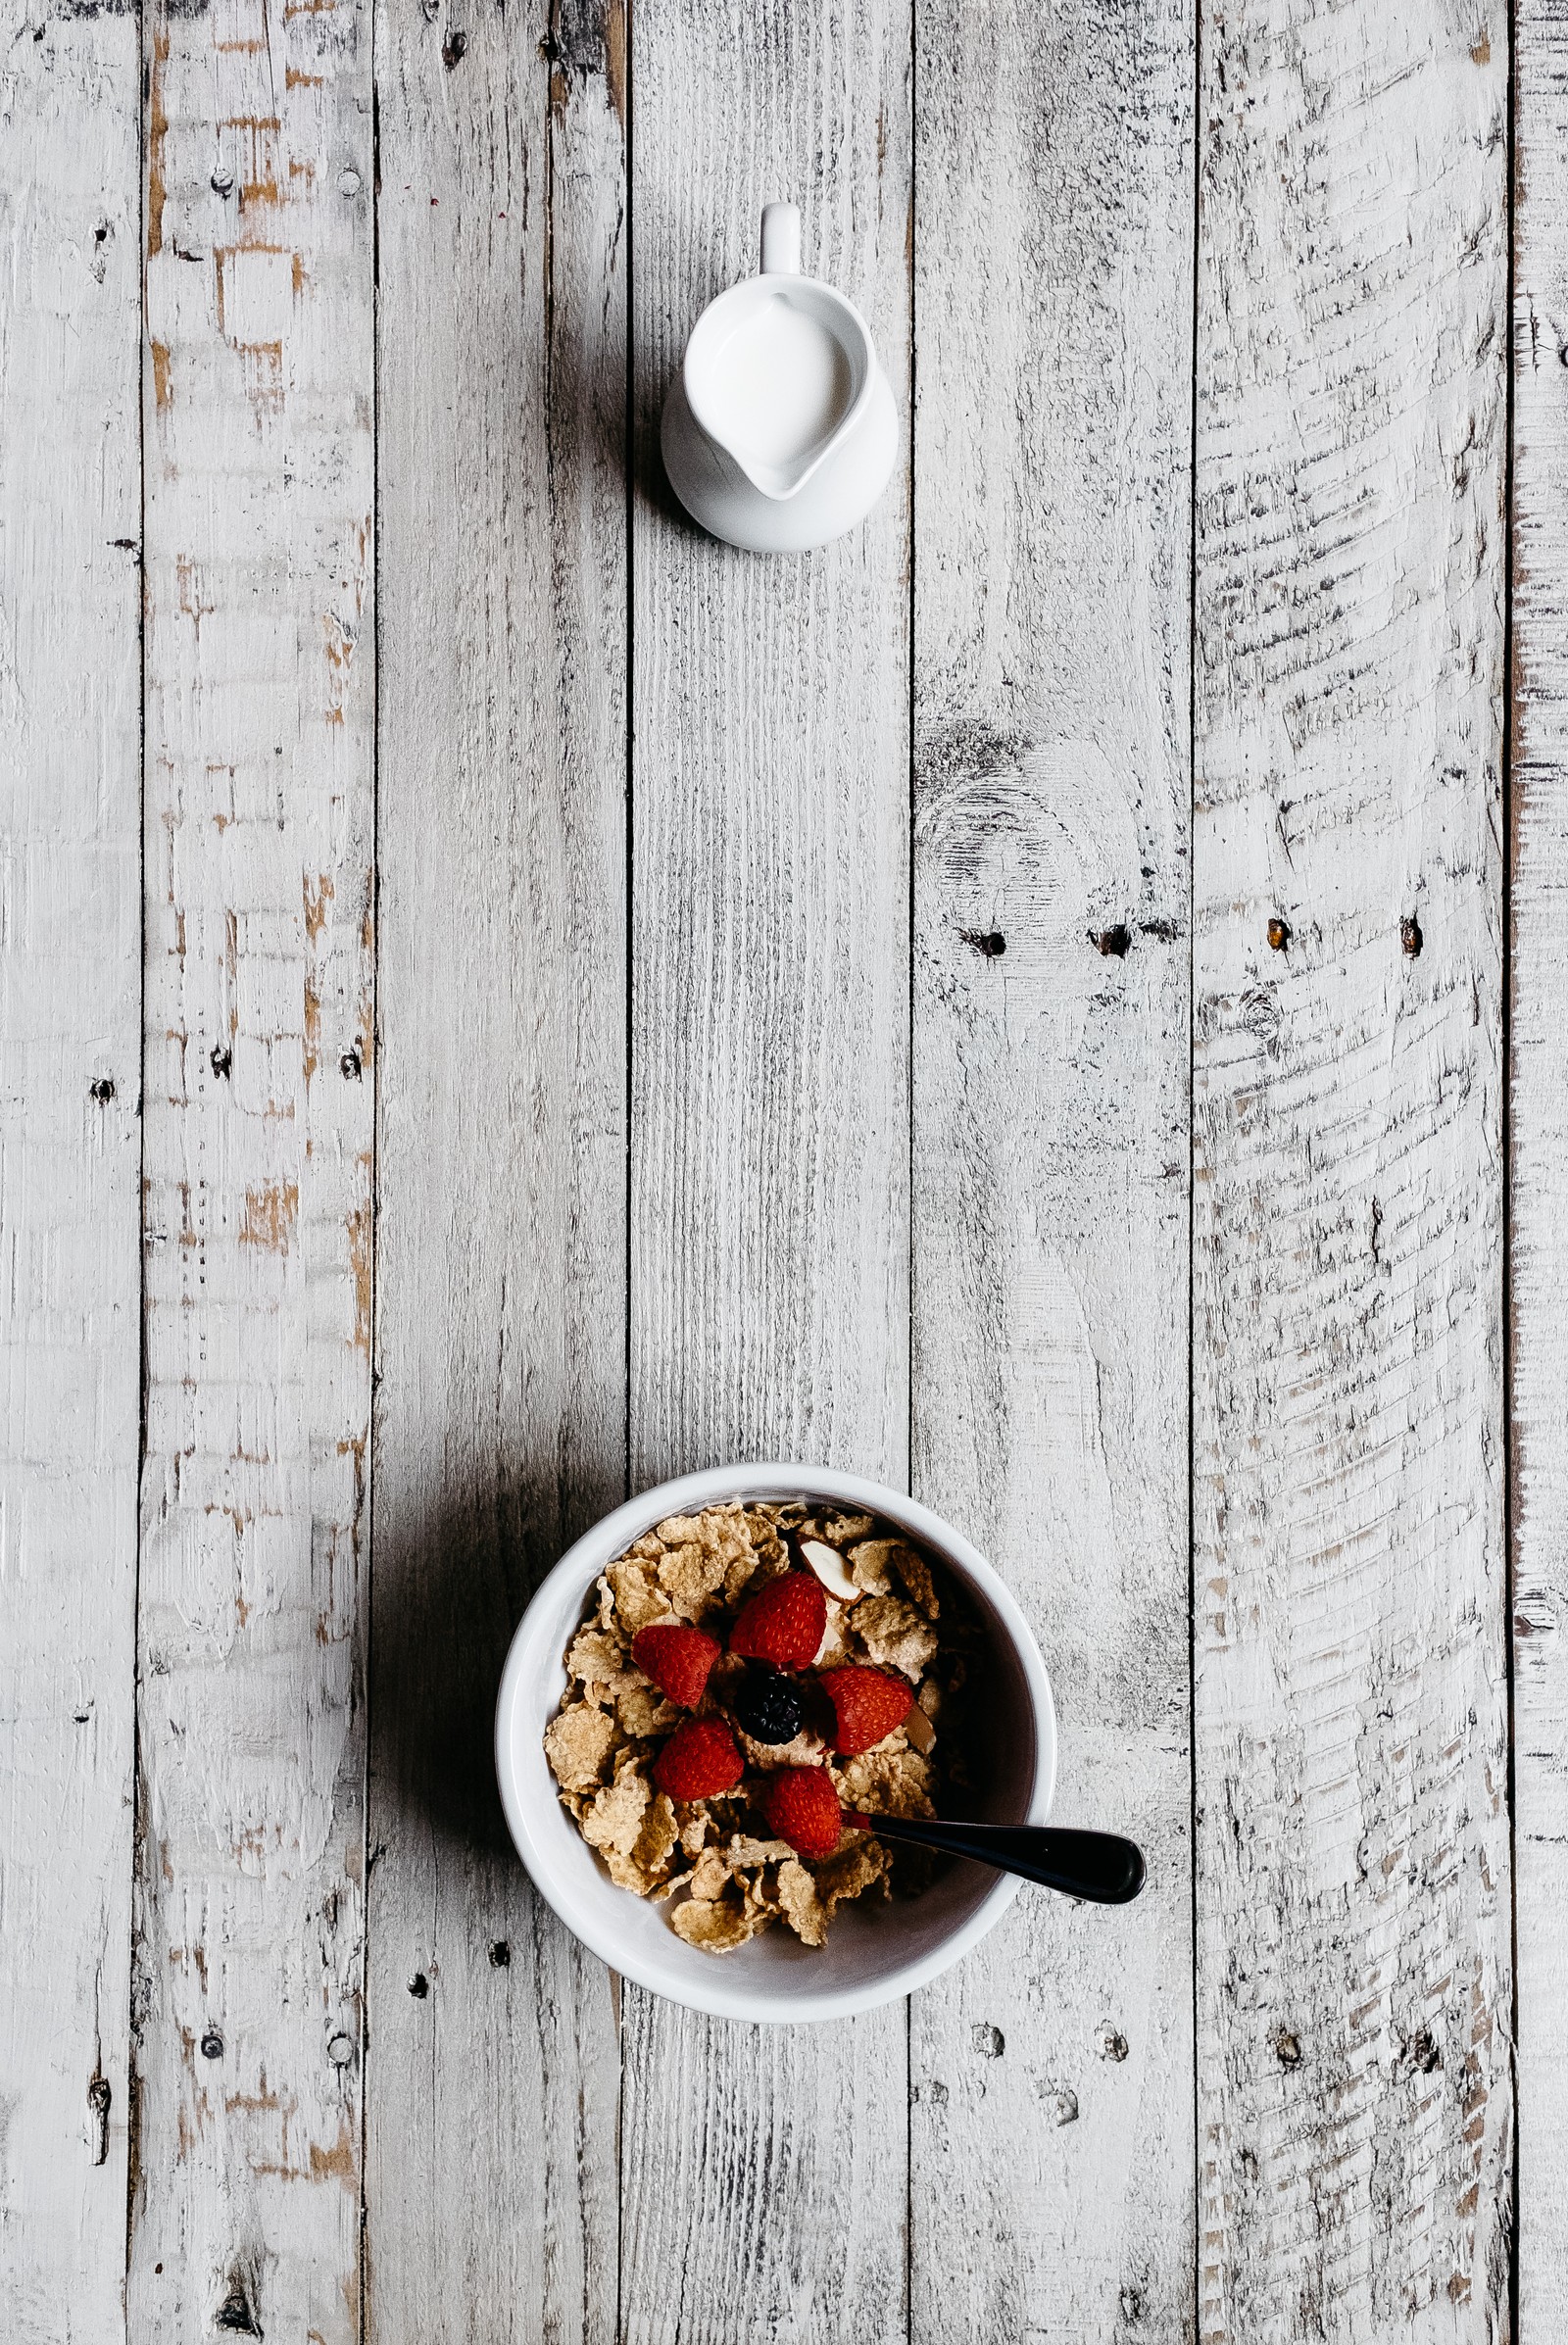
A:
[1193,4,1510,2336]
[0,2,141,2331]
[1513,0,1568,2327]
[619,0,912,2335]
[906,0,1195,2329]
[363,0,627,2336]
[129,0,375,2331]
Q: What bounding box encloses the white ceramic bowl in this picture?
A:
[495,1464,1055,2024]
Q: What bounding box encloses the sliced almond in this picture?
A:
[800,1536,860,1603]
[903,1699,937,1754]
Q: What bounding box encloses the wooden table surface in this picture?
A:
[4,0,1565,2335]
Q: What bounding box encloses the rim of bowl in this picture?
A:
[494,1463,1057,2024]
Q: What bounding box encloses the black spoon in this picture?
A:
[846,1813,1146,1905]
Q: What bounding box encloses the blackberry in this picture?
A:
[733,1669,805,1746]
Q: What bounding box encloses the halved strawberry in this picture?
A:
[817,1666,913,1756]
[652,1717,744,1800]
[631,1622,720,1709]
[729,1572,826,1670]
[761,1767,843,1860]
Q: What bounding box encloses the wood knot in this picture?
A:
[972,2022,1004,2058]
[1097,2026,1128,2063]
[1406,2027,1442,2074]
[1266,916,1289,953]
[1272,2027,1301,2067]
[1091,924,1131,957]
[215,2280,260,2334]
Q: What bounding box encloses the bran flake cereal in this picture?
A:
[543,1499,986,1952]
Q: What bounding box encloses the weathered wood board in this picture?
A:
[1193,2,1511,2337]
[1513,0,1568,2331]
[619,0,914,2335]
[0,2,141,2333]
[129,0,376,2332]
[907,0,1197,2330]
[363,0,627,2336]
[0,0,1544,2335]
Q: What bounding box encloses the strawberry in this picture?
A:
[631,1622,720,1710]
[762,1768,843,1861]
[817,1666,913,1756]
[652,1717,744,1800]
[729,1572,826,1670]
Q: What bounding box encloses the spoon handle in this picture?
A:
[846,1813,1146,1905]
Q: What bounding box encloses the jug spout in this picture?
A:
[760,201,801,276]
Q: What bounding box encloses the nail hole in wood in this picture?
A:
[1098,2026,1129,2063]
[1272,2027,1301,2067]
[211,1046,232,1080]
[1267,916,1290,952]
[90,1077,116,1102]
[409,1972,429,1998]
[442,26,467,66]
[972,2022,1004,2058]
[327,2032,355,2066]
[1407,2027,1442,2073]
[1401,914,1423,957]
[212,170,234,197]
[1091,924,1131,957]
[200,2029,223,2060]
[959,929,1006,958]
[488,1939,512,1967]
[340,1047,363,1080]
[88,2075,111,2166]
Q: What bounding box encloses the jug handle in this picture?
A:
[760,202,801,276]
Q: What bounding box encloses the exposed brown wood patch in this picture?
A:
[238,1180,300,1250]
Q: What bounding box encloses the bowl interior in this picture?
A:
[496,1469,1054,2022]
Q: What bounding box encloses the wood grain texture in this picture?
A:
[907,0,1195,2330]
[1193,3,1511,2337]
[1513,0,1568,2327]
[0,1,141,2331]
[364,0,627,2336]
[619,1,912,2336]
[130,0,375,2331]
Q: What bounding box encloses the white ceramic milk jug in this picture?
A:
[661,203,900,554]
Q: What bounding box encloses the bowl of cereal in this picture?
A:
[494,1464,1055,2023]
